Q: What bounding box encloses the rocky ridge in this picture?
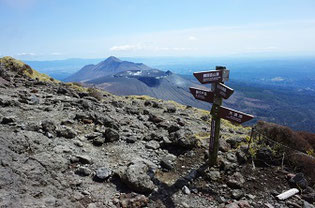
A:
[0,57,314,208]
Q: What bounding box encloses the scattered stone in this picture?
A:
[75,167,91,176]
[92,136,105,146]
[304,201,315,208]
[226,136,246,149]
[168,124,180,133]
[151,101,160,108]
[160,154,176,171]
[57,87,71,95]
[112,193,149,208]
[29,94,40,105]
[264,203,275,208]
[200,115,210,121]
[41,120,57,134]
[104,128,120,142]
[236,150,248,164]
[219,138,231,152]
[205,170,221,181]
[74,140,83,147]
[232,189,244,200]
[120,162,155,194]
[87,203,97,208]
[145,140,160,150]
[57,127,77,139]
[148,114,163,124]
[94,167,112,182]
[225,202,240,208]
[126,136,137,143]
[97,115,119,130]
[302,192,315,203]
[227,172,245,189]
[75,155,93,164]
[166,106,176,113]
[85,132,102,140]
[1,116,15,124]
[237,200,251,208]
[289,173,309,189]
[125,107,140,115]
[226,152,237,163]
[182,186,191,195]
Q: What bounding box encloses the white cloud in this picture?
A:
[110,44,144,51]
[16,52,36,56]
[188,36,197,41]
[271,77,285,82]
[51,52,62,55]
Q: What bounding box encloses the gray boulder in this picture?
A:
[104,128,120,142]
[227,172,245,189]
[57,127,77,139]
[94,167,112,182]
[120,162,155,194]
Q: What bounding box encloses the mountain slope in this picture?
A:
[64,56,153,82]
[87,68,210,110]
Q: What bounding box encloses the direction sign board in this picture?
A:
[193,70,223,84]
[189,87,214,103]
[217,106,254,124]
[215,83,234,99]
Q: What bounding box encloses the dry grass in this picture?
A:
[255,120,313,153]
[65,82,88,92]
[290,153,315,183]
[0,56,59,83]
[255,120,315,184]
[87,87,103,101]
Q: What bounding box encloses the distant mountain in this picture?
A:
[64,57,207,109]
[64,56,153,82]
[86,68,209,109]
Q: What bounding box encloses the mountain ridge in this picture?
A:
[64,56,153,82]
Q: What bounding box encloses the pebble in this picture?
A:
[182,186,191,195]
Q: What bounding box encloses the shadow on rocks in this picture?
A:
[148,162,210,208]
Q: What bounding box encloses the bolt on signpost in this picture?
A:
[190,66,254,166]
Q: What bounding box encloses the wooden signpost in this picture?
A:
[189,87,215,103]
[190,66,254,166]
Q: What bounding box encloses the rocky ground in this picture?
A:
[0,57,314,208]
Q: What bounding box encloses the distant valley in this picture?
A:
[26,56,315,132]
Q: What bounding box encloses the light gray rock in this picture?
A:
[231,189,244,200]
[94,167,112,182]
[206,170,221,181]
[145,140,160,150]
[304,201,315,208]
[120,162,155,194]
[75,167,91,176]
[227,172,245,189]
[182,186,191,195]
[57,126,77,139]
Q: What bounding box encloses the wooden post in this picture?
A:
[209,66,225,166]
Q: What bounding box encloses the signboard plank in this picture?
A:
[193,70,223,84]
[215,83,234,99]
[189,87,214,103]
[217,106,254,124]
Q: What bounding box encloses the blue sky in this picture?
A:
[1,0,315,60]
